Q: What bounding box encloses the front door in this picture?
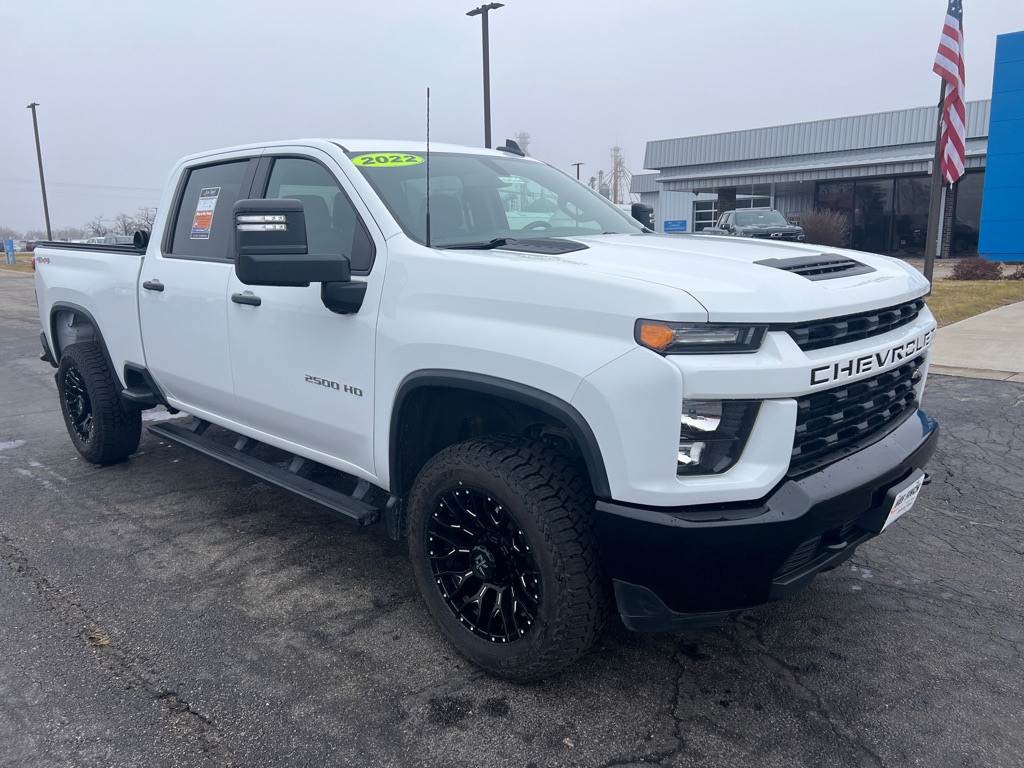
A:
[226,150,384,478]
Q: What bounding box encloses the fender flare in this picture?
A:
[390,370,610,499]
[49,302,119,382]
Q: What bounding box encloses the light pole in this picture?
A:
[466,3,503,149]
[572,162,584,180]
[26,102,52,241]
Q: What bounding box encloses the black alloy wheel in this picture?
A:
[408,435,609,683]
[427,486,541,643]
[56,342,142,464]
[62,364,94,443]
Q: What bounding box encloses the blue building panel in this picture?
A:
[991,93,1024,121]
[981,147,1024,189]
[979,30,1024,261]
[992,59,1024,93]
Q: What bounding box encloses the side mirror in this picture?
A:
[631,202,655,230]
[233,198,350,287]
[133,229,150,249]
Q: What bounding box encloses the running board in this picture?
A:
[147,422,381,526]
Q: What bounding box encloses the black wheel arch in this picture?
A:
[48,302,167,409]
[49,302,116,375]
[389,370,610,501]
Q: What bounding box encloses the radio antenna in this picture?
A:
[425,86,431,248]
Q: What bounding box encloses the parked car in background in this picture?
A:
[702,208,805,242]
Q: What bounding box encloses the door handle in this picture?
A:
[231,292,262,307]
[142,279,164,292]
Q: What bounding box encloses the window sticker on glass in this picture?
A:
[498,176,524,185]
[190,187,220,240]
[350,153,424,167]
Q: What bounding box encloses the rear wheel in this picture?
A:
[57,342,141,464]
[407,435,608,683]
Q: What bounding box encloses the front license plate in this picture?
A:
[881,473,925,532]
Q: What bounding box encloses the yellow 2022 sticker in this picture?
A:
[351,153,424,167]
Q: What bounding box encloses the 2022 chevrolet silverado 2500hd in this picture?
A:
[34,139,939,682]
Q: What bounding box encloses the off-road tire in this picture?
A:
[407,434,609,683]
[56,342,141,464]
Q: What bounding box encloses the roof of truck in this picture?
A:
[177,139,531,165]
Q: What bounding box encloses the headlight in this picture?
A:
[677,400,760,475]
[636,320,767,354]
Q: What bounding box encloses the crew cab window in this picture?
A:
[264,158,375,273]
[169,160,251,259]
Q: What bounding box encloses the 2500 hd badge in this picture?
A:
[810,328,935,386]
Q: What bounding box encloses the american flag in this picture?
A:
[933,0,966,184]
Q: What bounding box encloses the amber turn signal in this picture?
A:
[638,323,674,351]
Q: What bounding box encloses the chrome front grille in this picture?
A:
[790,355,925,476]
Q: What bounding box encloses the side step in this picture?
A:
[148,421,382,526]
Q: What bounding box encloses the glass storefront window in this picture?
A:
[853,179,893,253]
[953,172,984,256]
[893,176,931,254]
[814,182,854,247]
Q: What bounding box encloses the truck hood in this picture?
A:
[494,233,931,323]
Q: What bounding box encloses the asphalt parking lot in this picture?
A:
[2,270,1023,768]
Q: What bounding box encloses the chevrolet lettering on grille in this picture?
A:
[809,328,935,386]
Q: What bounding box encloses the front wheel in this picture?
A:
[407,435,608,683]
[56,342,141,464]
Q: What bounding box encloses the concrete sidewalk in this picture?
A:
[930,300,1024,382]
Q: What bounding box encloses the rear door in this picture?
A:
[139,154,258,420]
[225,148,384,477]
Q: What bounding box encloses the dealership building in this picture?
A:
[633,30,1023,261]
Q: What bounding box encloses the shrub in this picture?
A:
[1005,264,1024,281]
[947,256,1003,281]
[798,208,850,248]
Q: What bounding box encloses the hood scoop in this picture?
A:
[498,238,589,255]
[754,254,875,281]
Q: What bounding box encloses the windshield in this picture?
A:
[347,151,644,247]
[735,210,791,227]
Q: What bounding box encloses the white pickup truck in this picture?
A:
[34,139,939,682]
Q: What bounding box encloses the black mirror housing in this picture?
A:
[237,252,351,287]
[234,198,307,258]
[233,198,351,287]
[631,202,655,230]
[321,280,368,314]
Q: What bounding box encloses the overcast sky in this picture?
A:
[1,0,1022,234]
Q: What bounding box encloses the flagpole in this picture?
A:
[923,80,946,284]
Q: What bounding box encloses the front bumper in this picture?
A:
[594,407,940,632]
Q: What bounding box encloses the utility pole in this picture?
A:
[572,162,584,180]
[26,102,53,241]
[466,3,504,148]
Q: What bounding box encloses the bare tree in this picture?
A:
[112,212,138,236]
[53,225,86,241]
[85,215,110,237]
[0,226,21,240]
[514,131,531,156]
[799,209,851,248]
[134,206,157,232]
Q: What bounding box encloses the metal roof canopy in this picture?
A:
[641,101,991,194]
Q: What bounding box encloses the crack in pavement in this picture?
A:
[0,532,231,765]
